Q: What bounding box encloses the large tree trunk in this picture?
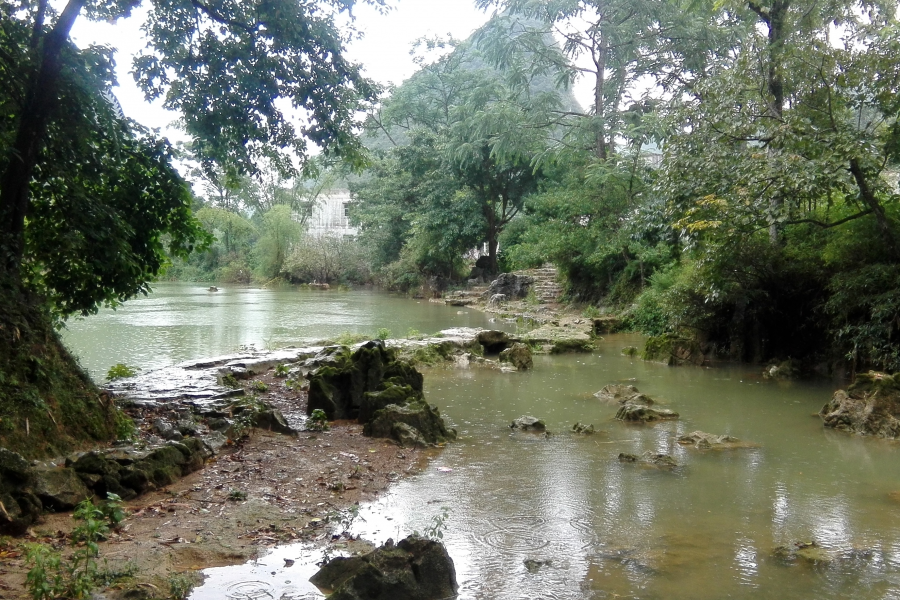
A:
[0,0,84,273]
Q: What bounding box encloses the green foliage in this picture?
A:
[333,331,370,346]
[227,489,247,501]
[375,328,392,341]
[308,409,330,431]
[285,233,371,285]
[25,495,125,600]
[167,572,201,600]
[113,410,138,441]
[250,380,269,393]
[415,507,450,541]
[105,364,138,381]
[220,373,240,389]
[274,364,290,378]
[581,305,601,319]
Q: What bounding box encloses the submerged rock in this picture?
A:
[615,404,679,422]
[594,384,654,406]
[571,422,595,435]
[763,360,798,380]
[618,451,678,469]
[820,372,900,438]
[677,431,756,450]
[310,535,458,600]
[510,416,546,432]
[772,541,832,566]
[499,343,533,370]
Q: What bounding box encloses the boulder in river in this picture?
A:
[510,416,546,432]
[475,329,510,353]
[618,452,678,469]
[594,384,654,406]
[363,402,457,447]
[820,371,900,438]
[677,431,755,450]
[306,341,424,421]
[615,404,679,422]
[310,535,458,600]
[499,343,533,370]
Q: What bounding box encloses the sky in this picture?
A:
[69,0,498,135]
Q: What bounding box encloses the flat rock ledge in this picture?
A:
[820,371,900,438]
[0,439,214,535]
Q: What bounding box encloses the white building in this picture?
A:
[303,189,357,238]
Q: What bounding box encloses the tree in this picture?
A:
[360,37,551,277]
[0,0,378,457]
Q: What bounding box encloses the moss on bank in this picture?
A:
[0,281,117,458]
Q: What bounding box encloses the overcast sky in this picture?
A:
[70,0,497,135]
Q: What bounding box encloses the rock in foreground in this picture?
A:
[510,416,546,432]
[310,535,458,600]
[618,452,678,469]
[820,372,900,438]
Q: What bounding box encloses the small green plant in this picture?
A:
[582,305,601,319]
[406,328,422,339]
[167,572,201,600]
[25,494,126,600]
[308,408,330,431]
[105,363,138,381]
[285,377,300,390]
[113,409,137,441]
[227,489,247,501]
[250,380,268,393]
[220,372,240,388]
[335,331,369,346]
[415,507,450,541]
[375,327,392,340]
[274,363,290,378]
[525,288,539,306]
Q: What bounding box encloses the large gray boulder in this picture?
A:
[310,536,458,600]
[484,273,534,300]
[33,467,91,511]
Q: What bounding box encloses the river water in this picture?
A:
[63,284,900,600]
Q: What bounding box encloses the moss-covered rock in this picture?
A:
[306,341,424,421]
[363,402,456,446]
[311,535,458,600]
[641,333,705,366]
[820,371,900,438]
[499,343,533,370]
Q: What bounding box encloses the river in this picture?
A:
[63,283,900,600]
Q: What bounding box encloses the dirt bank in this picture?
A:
[0,370,439,599]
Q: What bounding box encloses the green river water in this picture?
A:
[62,283,900,600]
